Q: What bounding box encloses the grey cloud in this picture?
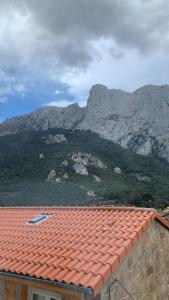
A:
[0,0,169,76]
[24,0,169,50]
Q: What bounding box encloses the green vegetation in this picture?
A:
[0,128,169,208]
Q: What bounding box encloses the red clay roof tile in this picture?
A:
[0,206,167,296]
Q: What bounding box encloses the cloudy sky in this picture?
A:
[1,0,169,121]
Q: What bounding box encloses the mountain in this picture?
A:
[0,128,169,208]
[1,84,169,161]
[79,84,169,160]
[0,103,85,135]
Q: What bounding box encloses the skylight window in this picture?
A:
[27,214,49,224]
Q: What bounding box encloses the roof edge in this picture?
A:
[0,205,157,212]
[161,211,169,217]
[0,271,94,296]
[155,214,169,230]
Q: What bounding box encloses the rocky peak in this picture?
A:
[78,84,169,160]
[134,84,169,96]
[86,84,136,119]
[1,84,169,161]
[0,103,85,136]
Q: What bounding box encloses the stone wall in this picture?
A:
[101,220,169,300]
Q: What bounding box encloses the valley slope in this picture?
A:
[0,128,168,208]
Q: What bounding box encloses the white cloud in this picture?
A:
[0,81,28,99]
[0,0,169,101]
[0,96,8,104]
[0,70,15,82]
[62,42,169,98]
[53,89,62,95]
[0,86,12,97]
[45,99,75,107]
[45,99,86,107]
[13,83,27,93]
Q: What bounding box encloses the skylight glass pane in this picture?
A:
[28,214,47,224]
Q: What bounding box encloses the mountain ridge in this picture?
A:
[1,84,169,160]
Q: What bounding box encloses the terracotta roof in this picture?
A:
[0,206,167,296]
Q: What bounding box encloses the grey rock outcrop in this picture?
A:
[1,84,169,160]
[92,175,101,182]
[39,153,45,159]
[73,162,89,176]
[87,190,96,198]
[114,167,122,175]
[45,134,67,144]
[61,160,69,167]
[133,173,151,182]
[71,152,107,169]
[55,178,61,183]
[78,84,169,160]
[0,103,85,136]
[72,152,106,176]
[46,170,61,183]
[63,173,69,179]
[46,170,56,182]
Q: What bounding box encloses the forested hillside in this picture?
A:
[0,128,168,208]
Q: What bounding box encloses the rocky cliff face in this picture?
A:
[1,84,169,160]
[0,103,85,136]
[78,84,169,160]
